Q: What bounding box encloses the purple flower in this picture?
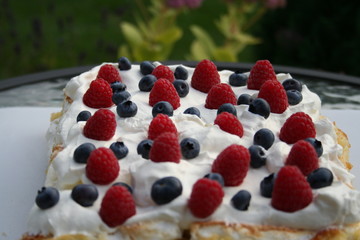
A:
[264,0,286,9]
[167,0,204,9]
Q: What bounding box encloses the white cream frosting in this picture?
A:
[28,62,360,238]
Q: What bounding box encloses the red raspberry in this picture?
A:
[99,185,136,227]
[211,144,250,186]
[247,60,277,90]
[191,59,220,93]
[149,78,180,109]
[271,166,313,212]
[83,78,114,108]
[86,147,119,185]
[152,65,175,82]
[279,112,316,144]
[188,178,224,218]
[285,140,319,176]
[205,83,237,109]
[214,112,244,137]
[149,132,181,163]
[83,109,116,141]
[258,80,288,114]
[97,64,122,84]
[148,114,178,140]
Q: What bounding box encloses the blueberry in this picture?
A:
[151,176,183,205]
[229,71,247,87]
[73,143,96,164]
[173,80,189,97]
[287,90,303,105]
[111,81,127,93]
[35,187,60,209]
[260,173,275,198]
[118,56,132,70]
[249,98,270,119]
[307,168,333,189]
[203,173,225,187]
[116,100,138,118]
[113,182,133,194]
[249,145,267,168]
[152,101,174,117]
[282,78,302,92]
[110,141,129,159]
[174,66,188,80]
[76,110,91,122]
[231,190,251,211]
[71,184,98,207]
[112,90,131,105]
[217,103,237,116]
[180,138,200,159]
[139,74,157,92]
[237,93,253,105]
[137,139,153,159]
[304,138,323,157]
[253,128,275,150]
[184,107,201,118]
[140,61,155,75]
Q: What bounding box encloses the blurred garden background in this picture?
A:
[1,0,359,80]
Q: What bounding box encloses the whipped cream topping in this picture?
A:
[28,62,360,238]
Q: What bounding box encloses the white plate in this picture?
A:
[0,107,359,240]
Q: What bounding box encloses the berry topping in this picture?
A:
[180,137,200,159]
[214,112,244,137]
[110,141,129,159]
[248,98,270,119]
[231,190,251,211]
[229,71,247,87]
[35,187,60,210]
[258,80,288,114]
[173,80,190,97]
[110,81,127,93]
[184,107,201,118]
[137,139,153,159]
[188,178,224,218]
[152,65,175,82]
[140,61,155,75]
[287,90,303,105]
[191,59,220,93]
[307,168,334,189]
[83,78,113,108]
[237,93,253,105]
[99,185,136,227]
[203,173,225,187]
[271,166,313,212]
[76,110,91,122]
[152,101,174,117]
[151,176,183,205]
[86,147,120,185]
[118,56,132,70]
[174,66,188,80]
[116,100,138,118]
[71,184,98,207]
[149,132,181,163]
[279,112,316,144]
[260,173,275,198]
[304,138,323,157]
[97,64,121,84]
[83,109,116,141]
[247,60,277,90]
[73,142,96,164]
[217,103,237,116]
[113,182,133,194]
[148,114,177,140]
[139,74,157,92]
[212,144,250,186]
[112,90,131,105]
[282,78,302,92]
[253,128,275,150]
[205,83,237,109]
[149,78,180,110]
[248,145,267,168]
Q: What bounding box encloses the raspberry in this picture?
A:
[211,144,250,186]
[258,80,288,114]
[85,147,120,185]
[191,59,220,93]
[149,78,180,110]
[279,112,316,144]
[149,132,181,163]
[83,78,114,108]
[214,112,244,137]
[99,185,136,227]
[83,109,116,141]
[205,83,237,109]
[152,65,175,82]
[247,60,277,90]
[285,140,319,176]
[188,178,224,218]
[97,64,122,84]
[271,166,313,212]
[148,114,178,140]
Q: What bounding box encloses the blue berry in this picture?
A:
[152,101,174,117]
[304,138,323,157]
[116,100,138,118]
[173,80,189,97]
[137,139,153,159]
[249,98,270,119]
[140,61,155,75]
[229,71,247,86]
[253,128,274,150]
[35,187,60,209]
[111,81,127,93]
[139,74,157,92]
[237,93,253,105]
[77,110,91,122]
[203,173,225,187]
[73,143,96,164]
[110,141,129,159]
[287,90,303,105]
[180,138,200,159]
[231,190,251,211]
[282,78,302,92]
[113,182,133,194]
[71,184,98,207]
[249,145,267,168]
[217,103,237,116]
[184,107,201,118]
[260,173,275,198]
[307,168,333,189]
[118,56,132,70]
[112,90,131,105]
[174,66,188,80]
[151,176,183,205]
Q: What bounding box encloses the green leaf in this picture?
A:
[233,32,261,45]
[190,26,216,56]
[120,22,143,49]
[212,48,237,62]
[155,26,182,45]
[189,40,211,60]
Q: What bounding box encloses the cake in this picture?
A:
[22,58,360,240]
